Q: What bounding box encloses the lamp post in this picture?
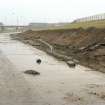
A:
[11,11,19,31]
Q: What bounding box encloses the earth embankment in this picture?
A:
[13,27,105,72]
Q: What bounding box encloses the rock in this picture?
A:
[24,70,40,76]
[66,61,76,68]
[36,59,42,64]
[73,59,79,64]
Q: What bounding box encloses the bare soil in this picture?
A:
[12,27,105,72]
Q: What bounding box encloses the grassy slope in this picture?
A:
[62,20,105,29]
[27,20,105,30]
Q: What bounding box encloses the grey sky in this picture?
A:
[0,0,105,25]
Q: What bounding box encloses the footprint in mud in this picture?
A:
[87,84,101,88]
[86,84,105,100]
[63,93,83,103]
[88,91,105,100]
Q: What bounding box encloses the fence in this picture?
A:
[74,13,105,23]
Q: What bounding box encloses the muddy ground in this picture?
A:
[12,27,105,72]
[4,32,105,105]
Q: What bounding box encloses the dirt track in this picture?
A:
[1,32,105,105]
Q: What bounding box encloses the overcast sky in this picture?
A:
[0,0,105,25]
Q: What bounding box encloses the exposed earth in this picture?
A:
[13,27,105,72]
[0,32,105,105]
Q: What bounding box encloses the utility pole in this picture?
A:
[16,16,19,31]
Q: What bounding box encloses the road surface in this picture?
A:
[0,32,105,105]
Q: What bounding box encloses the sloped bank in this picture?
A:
[12,28,105,72]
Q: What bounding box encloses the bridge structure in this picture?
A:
[0,25,28,32]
